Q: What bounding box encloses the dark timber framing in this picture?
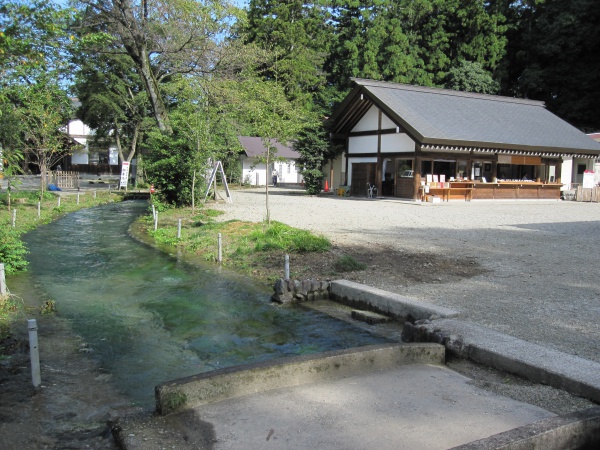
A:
[329,78,600,200]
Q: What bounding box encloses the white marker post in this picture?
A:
[12,208,16,227]
[37,202,41,219]
[28,319,41,389]
[284,254,290,280]
[218,233,222,263]
[177,219,182,239]
[0,263,6,297]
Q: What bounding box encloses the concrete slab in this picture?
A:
[450,406,600,450]
[155,343,445,415]
[330,279,459,320]
[411,319,600,403]
[119,364,555,450]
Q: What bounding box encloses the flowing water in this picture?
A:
[13,201,387,407]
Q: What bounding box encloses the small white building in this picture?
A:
[66,118,118,168]
[238,136,303,186]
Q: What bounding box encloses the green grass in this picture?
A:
[138,205,331,279]
[333,255,367,272]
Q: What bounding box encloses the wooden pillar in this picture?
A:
[344,136,350,186]
[329,164,333,189]
[467,152,474,180]
[491,158,498,181]
[376,110,383,196]
[555,159,562,184]
[413,147,422,201]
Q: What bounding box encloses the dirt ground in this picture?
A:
[0,240,594,449]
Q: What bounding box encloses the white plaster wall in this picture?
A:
[381,133,415,153]
[274,161,303,183]
[381,114,396,129]
[68,119,92,136]
[352,105,397,132]
[561,157,573,190]
[71,151,89,164]
[109,147,119,165]
[242,157,302,185]
[349,135,377,154]
[352,105,379,132]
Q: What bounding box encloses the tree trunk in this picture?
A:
[138,48,171,134]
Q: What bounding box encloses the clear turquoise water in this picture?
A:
[15,201,387,406]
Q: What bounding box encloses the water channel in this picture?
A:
[11,201,387,407]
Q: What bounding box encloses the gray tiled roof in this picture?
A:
[238,136,300,159]
[337,79,600,154]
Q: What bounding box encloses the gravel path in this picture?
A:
[213,188,600,365]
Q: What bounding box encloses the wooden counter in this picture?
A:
[471,182,562,200]
[427,182,474,201]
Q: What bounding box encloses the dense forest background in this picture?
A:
[1,0,599,203]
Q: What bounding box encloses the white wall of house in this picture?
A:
[561,157,573,189]
[381,133,415,153]
[67,119,92,140]
[71,151,89,164]
[241,157,303,186]
[352,105,396,131]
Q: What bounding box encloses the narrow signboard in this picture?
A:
[120,161,130,190]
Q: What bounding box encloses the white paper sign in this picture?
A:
[582,170,595,189]
[120,161,130,189]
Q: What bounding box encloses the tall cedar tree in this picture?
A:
[327,0,506,91]
[515,0,600,131]
[244,0,333,111]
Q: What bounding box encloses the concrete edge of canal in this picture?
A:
[154,342,445,416]
[116,280,600,449]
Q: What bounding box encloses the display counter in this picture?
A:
[426,182,474,201]
[471,181,562,200]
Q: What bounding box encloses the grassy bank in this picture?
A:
[0,188,123,342]
[136,203,353,284]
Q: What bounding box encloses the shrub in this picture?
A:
[333,255,367,272]
[0,227,29,274]
[249,221,330,253]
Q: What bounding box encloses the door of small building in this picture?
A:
[351,163,376,196]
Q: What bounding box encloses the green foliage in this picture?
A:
[40,300,56,314]
[243,1,333,110]
[161,391,187,414]
[149,228,180,246]
[446,60,500,94]
[0,227,29,274]
[511,0,600,130]
[295,126,327,195]
[249,221,330,253]
[0,294,21,340]
[327,0,508,91]
[333,254,367,272]
[71,50,148,165]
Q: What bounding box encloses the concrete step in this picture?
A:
[351,309,391,324]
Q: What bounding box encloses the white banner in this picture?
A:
[120,161,130,189]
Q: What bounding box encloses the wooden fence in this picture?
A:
[575,186,600,202]
[47,171,80,189]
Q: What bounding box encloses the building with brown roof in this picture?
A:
[329,79,600,200]
[238,136,303,186]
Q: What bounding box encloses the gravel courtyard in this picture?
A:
[214,188,600,365]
